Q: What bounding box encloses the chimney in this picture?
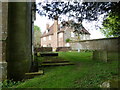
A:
[54,19,58,33]
[53,16,58,51]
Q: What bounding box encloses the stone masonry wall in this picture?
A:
[7,2,33,81]
[70,37,119,62]
[70,37,118,51]
[0,1,36,82]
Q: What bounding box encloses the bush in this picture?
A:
[66,38,71,43]
[2,80,22,88]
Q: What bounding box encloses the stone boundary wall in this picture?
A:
[70,37,119,52]
[70,37,119,62]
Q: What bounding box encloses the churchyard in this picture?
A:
[2,51,119,88]
[0,1,120,89]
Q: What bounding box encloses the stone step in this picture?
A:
[41,62,74,66]
[25,70,44,79]
[42,60,69,63]
[25,70,44,75]
[40,53,58,57]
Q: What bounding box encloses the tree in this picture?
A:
[36,2,117,21]
[34,25,41,47]
[66,38,71,43]
[101,14,120,37]
[34,25,41,31]
[101,2,120,37]
[36,1,118,35]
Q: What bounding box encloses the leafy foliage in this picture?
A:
[34,25,41,47]
[101,15,120,37]
[66,38,71,43]
[34,25,41,31]
[36,2,117,22]
[2,80,22,88]
[101,2,120,37]
[36,1,120,37]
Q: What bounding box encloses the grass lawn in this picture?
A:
[7,52,119,88]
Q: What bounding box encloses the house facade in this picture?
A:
[41,19,90,51]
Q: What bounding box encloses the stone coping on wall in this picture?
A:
[69,37,119,43]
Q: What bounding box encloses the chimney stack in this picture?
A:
[53,16,58,51]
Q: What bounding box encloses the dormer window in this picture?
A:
[60,24,63,28]
[46,30,48,33]
[43,37,46,41]
[48,29,50,32]
[46,29,50,33]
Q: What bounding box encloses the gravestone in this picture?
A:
[93,50,108,62]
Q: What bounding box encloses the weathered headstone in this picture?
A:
[93,50,108,62]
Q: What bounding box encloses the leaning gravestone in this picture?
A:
[93,50,108,62]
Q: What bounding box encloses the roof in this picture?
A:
[78,27,91,35]
[41,22,90,38]
[41,24,55,38]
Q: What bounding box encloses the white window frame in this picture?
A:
[59,33,63,38]
[49,35,51,40]
[43,45,46,47]
[43,37,46,41]
[65,43,70,47]
[71,32,74,37]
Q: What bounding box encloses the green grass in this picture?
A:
[8,52,119,88]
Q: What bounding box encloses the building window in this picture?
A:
[71,32,74,37]
[48,44,51,47]
[49,35,51,40]
[43,37,46,41]
[59,33,63,38]
[43,45,46,47]
[65,43,70,47]
[60,24,63,28]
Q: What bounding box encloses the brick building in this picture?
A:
[41,19,90,51]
